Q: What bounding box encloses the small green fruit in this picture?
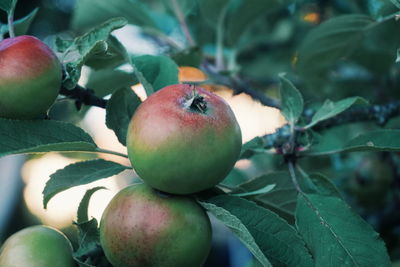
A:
[100,183,212,267]
[0,225,75,267]
[127,84,242,194]
[0,35,61,119]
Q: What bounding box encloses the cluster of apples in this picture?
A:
[99,84,242,266]
[0,36,66,266]
[0,34,243,266]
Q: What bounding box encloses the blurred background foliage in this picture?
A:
[1,0,400,265]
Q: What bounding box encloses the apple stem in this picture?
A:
[190,94,207,113]
[182,88,208,114]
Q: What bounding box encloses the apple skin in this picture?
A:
[0,35,62,119]
[127,84,242,194]
[99,183,212,267]
[0,225,75,267]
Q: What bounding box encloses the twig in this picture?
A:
[231,75,281,109]
[170,0,196,46]
[262,124,291,150]
[311,101,400,130]
[259,101,400,151]
[202,61,281,109]
[288,161,302,193]
[59,84,108,109]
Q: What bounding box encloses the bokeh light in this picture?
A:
[208,85,286,142]
[22,153,122,229]
[81,107,130,166]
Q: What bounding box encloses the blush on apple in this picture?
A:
[0,35,62,119]
[127,84,242,194]
[100,183,212,266]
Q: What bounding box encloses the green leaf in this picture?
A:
[54,37,73,53]
[201,195,313,267]
[200,199,271,267]
[171,46,203,67]
[163,0,197,17]
[305,129,400,156]
[106,87,141,146]
[306,97,368,128]
[73,218,102,265]
[307,173,342,198]
[344,129,400,152]
[131,55,179,96]
[279,74,304,124]
[86,69,137,98]
[15,7,38,35]
[0,8,38,36]
[43,159,128,209]
[0,118,97,158]
[368,0,387,19]
[391,0,400,9]
[235,172,342,223]
[225,0,287,46]
[396,47,400,63]
[84,35,128,70]
[297,15,373,83]
[0,22,4,38]
[77,187,106,223]
[59,17,128,89]
[302,125,361,156]
[0,0,16,13]
[296,194,390,266]
[232,184,275,197]
[221,167,251,188]
[198,0,229,26]
[236,172,297,223]
[71,0,158,31]
[240,136,265,159]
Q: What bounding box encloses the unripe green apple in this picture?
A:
[99,183,212,267]
[127,84,242,194]
[0,35,62,119]
[0,225,75,267]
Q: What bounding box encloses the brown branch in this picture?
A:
[59,84,108,109]
[260,101,400,152]
[311,101,400,130]
[201,61,281,109]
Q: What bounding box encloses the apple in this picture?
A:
[99,183,212,267]
[127,84,242,194]
[0,225,75,267]
[0,35,62,119]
